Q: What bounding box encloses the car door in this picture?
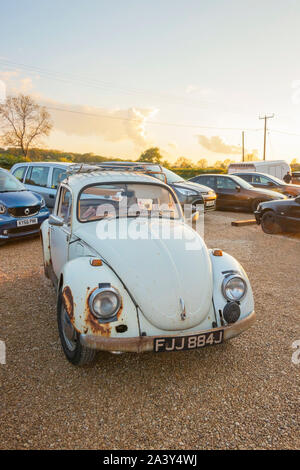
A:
[286,197,300,231]
[215,176,240,208]
[24,165,51,205]
[50,186,72,277]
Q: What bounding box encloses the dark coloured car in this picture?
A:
[255,196,300,234]
[233,172,300,198]
[188,174,287,212]
[292,172,300,185]
[0,168,50,246]
[91,161,217,213]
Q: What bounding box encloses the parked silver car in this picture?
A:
[10,162,72,208]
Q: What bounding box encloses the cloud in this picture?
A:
[0,70,157,149]
[185,85,215,98]
[197,135,242,155]
[39,98,158,149]
[167,141,178,149]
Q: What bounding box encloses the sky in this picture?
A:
[1,0,300,164]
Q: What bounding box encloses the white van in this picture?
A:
[228,160,291,180]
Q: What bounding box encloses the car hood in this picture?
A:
[0,190,42,208]
[259,198,297,210]
[173,180,214,194]
[75,218,213,331]
[249,187,286,199]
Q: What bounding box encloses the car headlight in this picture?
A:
[222,275,247,301]
[175,187,198,196]
[89,287,121,320]
[0,204,7,214]
[202,190,215,196]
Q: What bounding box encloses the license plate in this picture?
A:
[16,217,38,227]
[154,330,224,353]
[206,200,215,207]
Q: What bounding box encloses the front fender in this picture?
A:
[62,256,140,338]
[61,257,140,339]
[209,250,254,326]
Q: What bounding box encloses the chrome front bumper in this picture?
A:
[80,311,256,353]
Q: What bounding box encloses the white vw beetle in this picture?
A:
[41,166,256,365]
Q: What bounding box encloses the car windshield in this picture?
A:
[0,170,26,192]
[162,168,185,184]
[266,174,285,184]
[78,183,181,222]
[230,175,254,190]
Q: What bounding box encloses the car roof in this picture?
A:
[12,161,73,168]
[195,173,230,177]
[66,170,169,192]
[233,172,278,178]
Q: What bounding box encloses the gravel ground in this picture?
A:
[0,211,299,450]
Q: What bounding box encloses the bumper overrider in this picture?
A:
[0,210,49,241]
[80,310,256,353]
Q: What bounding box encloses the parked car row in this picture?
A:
[188,173,287,211]
[1,162,300,247]
[11,161,217,213]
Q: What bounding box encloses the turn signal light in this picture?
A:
[90,259,103,266]
[213,249,223,257]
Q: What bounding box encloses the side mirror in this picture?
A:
[268,181,274,187]
[49,214,64,226]
[235,186,241,192]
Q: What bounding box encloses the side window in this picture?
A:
[216,177,237,189]
[52,168,67,189]
[252,174,261,184]
[197,176,207,185]
[25,166,49,187]
[57,188,72,226]
[13,166,27,181]
[260,175,275,185]
[240,174,252,183]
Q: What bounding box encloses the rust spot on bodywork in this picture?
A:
[62,286,74,321]
[85,287,111,337]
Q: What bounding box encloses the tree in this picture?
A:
[138,147,163,164]
[0,94,52,159]
[173,156,194,168]
[197,158,208,169]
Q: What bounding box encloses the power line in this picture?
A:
[45,104,262,131]
[0,57,225,111]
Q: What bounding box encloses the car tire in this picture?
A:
[57,288,96,366]
[251,199,263,212]
[261,211,281,234]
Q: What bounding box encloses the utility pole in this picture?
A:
[259,114,274,160]
[242,131,245,162]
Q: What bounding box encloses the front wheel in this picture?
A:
[57,289,96,365]
[261,211,281,234]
